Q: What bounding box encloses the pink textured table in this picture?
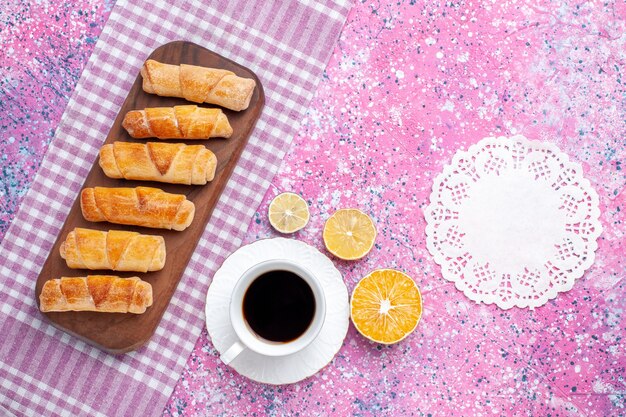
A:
[1,1,624,416]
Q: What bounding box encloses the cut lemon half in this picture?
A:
[350,269,422,344]
[323,208,376,260]
[268,192,310,233]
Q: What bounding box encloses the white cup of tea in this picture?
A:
[220,259,326,365]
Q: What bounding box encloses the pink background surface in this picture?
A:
[1,1,624,416]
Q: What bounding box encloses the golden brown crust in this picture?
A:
[99,142,216,185]
[80,186,195,231]
[141,60,255,111]
[120,110,151,138]
[122,105,232,139]
[40,275,153,314]
[60,228,166,272]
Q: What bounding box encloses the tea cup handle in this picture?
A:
[220,341,246,365]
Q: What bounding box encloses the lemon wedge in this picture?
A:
[268,192,310,234]
[351,269,422,344]
[322,208,376,260]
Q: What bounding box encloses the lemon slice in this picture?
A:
[268,192,310,233]
[350,269,422,344]
[322,208,376,260]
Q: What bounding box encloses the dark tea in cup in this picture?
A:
[221,259,326,364]
[243,269,315,342]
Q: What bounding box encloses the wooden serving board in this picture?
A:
[35,41,265,354]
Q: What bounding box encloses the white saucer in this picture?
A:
[205,237,349,385]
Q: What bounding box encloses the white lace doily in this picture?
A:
[424,135,602,309]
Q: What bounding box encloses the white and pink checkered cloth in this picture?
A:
[0,0,350,415]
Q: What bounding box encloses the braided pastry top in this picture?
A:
[60,228,166,272]
[80,186,195,231]
[122,105,232,139]
[40,275,153,314]
[100,142,217,185]
[141,59,256,111]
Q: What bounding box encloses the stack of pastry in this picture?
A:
[40,59,256,314]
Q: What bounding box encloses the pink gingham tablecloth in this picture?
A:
[0,0,350,415]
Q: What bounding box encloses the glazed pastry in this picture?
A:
[140,59,256,111]
[80,186,195,231]
[39,275,153,314]
[100,142,217,185]
[60,228,166,272]
[122,105,232,139]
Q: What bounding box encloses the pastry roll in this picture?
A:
[39,275,153,314]
[81,186,195,231]
[141,59,256,111]
[100,142,217,185]
[122,105,233,139]
[60,228,166,272]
